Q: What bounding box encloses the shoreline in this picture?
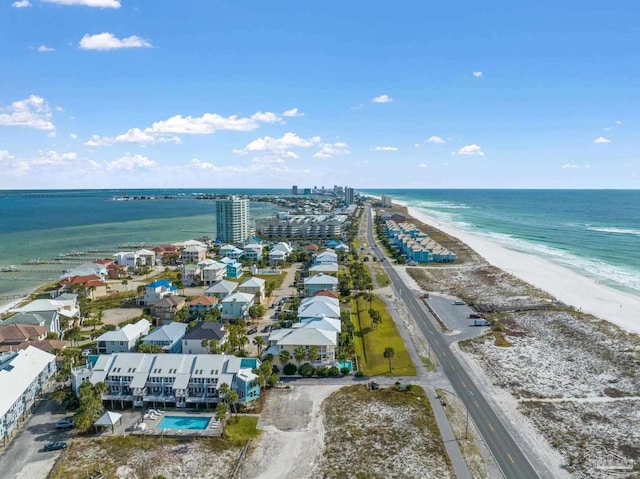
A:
[399,202,640,334]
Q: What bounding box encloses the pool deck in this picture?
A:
[130,410,222,437]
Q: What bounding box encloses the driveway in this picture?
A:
[0,399,73,479]
[425,293,492,343]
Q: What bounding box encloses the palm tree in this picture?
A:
[307,345,320,364]
[227,390,239,418]
[253,336,265,357]
[293,346,306,366]
[383,347,395,373]
[215,402,228,435]
[121,278,128,291]
[218,382,230,402]
[279,349,291,365]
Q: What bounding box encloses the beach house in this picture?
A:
[140,322,187,353]
[181,321,228,354]
[71,353,260,408]
[204,279,238,300]
[297,296,340,320]
[180,263,202,286]
[139,280,177,306]
[219,244,244,260]
[188,296,219,317]
[268,242,293,266]
[221,292,255,321]
[182,245,207,264]
[95,319,151,354]
[0,346,57,446]
[265,327,338,366]
[303,273,339,297]
[243,243,263,261]
[202,261,226,285]
[238,277,266,303]
[149,296,187,323]
[225,261,244,280]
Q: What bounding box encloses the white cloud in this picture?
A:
[0,150,15,162]
[87,110,266,146]
[149,113,257,135]
[33,150,78,166]
[239,132,321,154]
[350,103,364,110]
[562,163,578,169]
[615,120,622,125]
[427,135,445,144]
[251,111,282,123]
[79,33,151,51]
[454,144,484,156]
[12,0,31,7]
[473,71,483,78]
[69,133,78,139]
[106,153,157,171]
[372,94,393,103]
[47,131,56,138]
[419,163,427,168]
[371,146,398,151]
[313,142,350,159]
[594,137,611,144]
[282,108,304,117]
[414,143,421,148]
[603,127,612,131]
[43,0,120,7]
[0,95,54,130]
[37,45,55,52]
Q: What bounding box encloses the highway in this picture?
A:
[364,205,541,479]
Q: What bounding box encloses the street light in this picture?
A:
[465,391,474,439]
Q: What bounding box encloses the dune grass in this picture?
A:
[224,416,261,442]
[351,295,416,376]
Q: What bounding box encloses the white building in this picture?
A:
[216,196,250,244]
[202,261,226,285]
[0,346,56,445]
[238,277,266,302]
[221,292,255,321]
[95,319,151,354]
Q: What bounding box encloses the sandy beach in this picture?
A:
[405,205,640,335]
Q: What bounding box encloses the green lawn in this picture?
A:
[224,416,261,442]
[351,295,416,377]
[370,263,391,287]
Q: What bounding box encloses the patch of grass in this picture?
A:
[224,416,261,442]
[370,263,391,287]
[420,355,437,372]
[352,295,416,376]
[493,331,512,347]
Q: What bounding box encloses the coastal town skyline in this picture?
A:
[1,1,639,190]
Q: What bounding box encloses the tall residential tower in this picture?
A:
[215,196,250,243]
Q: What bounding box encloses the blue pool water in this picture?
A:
[157,416,211,430]
[338,360,353,371]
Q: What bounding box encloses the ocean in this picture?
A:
[0,189,284,309]
[363,189,640,298]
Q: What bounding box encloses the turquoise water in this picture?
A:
[338,360,353,371]
[157,415,211,430]
[0,189,283,308]
[363,189,640,298]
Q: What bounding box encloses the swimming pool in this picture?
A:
[157,416,211,430]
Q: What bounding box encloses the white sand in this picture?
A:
[406,205,640,335]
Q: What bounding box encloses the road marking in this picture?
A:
[488,423,494,432]
[473,400,479,408]
[507,453,514,463]
[450,364,456,371]
[461,380,466,388]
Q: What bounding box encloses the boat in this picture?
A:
[1,265,18,272]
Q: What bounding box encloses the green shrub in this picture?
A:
[298,362,315,377]
[340,367,351,375]
[316,366,330,377]
[328,366,340,376]
[283,363,297,375]
[354,371,364,377]
[271,364,280,374]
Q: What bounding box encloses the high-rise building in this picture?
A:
[381,195,392,207]
[292,185,298,195]
[344,187,355,205]
[215,196,249,244]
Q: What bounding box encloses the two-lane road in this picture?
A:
[364,205,542,479]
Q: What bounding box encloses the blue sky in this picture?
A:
[1,1,638,189]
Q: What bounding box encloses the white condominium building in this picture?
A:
[216,196,250,244]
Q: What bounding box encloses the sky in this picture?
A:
[1,0,639,189]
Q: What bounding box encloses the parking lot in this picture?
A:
[425,293,491,343]
[0,398,73,479]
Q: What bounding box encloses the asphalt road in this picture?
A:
[365,206,542,479]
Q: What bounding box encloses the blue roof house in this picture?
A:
[140,321,188,353]
[226,261,244,280]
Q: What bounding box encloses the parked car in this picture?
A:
[81,348,92,357]
[473,318,491,327]
[452,300,466,305]
[261,325,272,333]
[247,327,258,335]
[469,313,482,319]
[56,417,74,429]
[43,441,67,451]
